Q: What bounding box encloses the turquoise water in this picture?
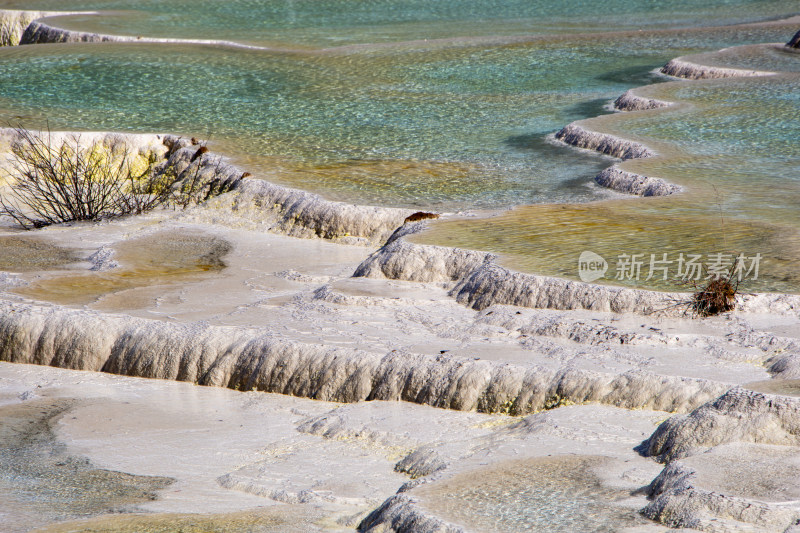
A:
[684,44,800,73]
[606,72,800,218]
[0,24,796,208]
[415,47,800,292]
[6,0,799,47]
[0,1,799,291]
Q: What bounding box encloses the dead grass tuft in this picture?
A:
[690,275,738,317]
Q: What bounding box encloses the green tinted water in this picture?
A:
[6,0,798,47]
[0,26,795,208]
[0,2,798,291]
[416,41,800,293]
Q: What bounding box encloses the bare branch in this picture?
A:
[0,127,230,229]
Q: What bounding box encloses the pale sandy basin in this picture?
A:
[0,361,671,533]
[1,204,799,532]
[0,19,798,528]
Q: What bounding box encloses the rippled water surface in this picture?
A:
[0,26,796,209]
[2,1,800,530]
[7,0,799,47]
[416,50,800,292]
[417,455,647,532]
[0,1,798,291]
[415,200,800,292]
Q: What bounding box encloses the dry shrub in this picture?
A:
[683,264,740,317]
[0,128,169,228]
[0,127,229,229]
[657,262,743,318]
[690,276,737,317]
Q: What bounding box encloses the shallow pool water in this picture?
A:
[34,508,333,533]
[416,45,800,293]
[0,398,175,532]
[744,379,800,397]
[7,0,799,48]
[0,2,798,292]
[0,235,81,272]
[0,25,796,209]
[417,455,647,533]
[414,199,800,293]
[14,230,232,307]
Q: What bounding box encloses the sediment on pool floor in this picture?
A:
[0,398,175,530]
[361,455,652,533]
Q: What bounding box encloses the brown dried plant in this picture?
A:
[0,127,229,229]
